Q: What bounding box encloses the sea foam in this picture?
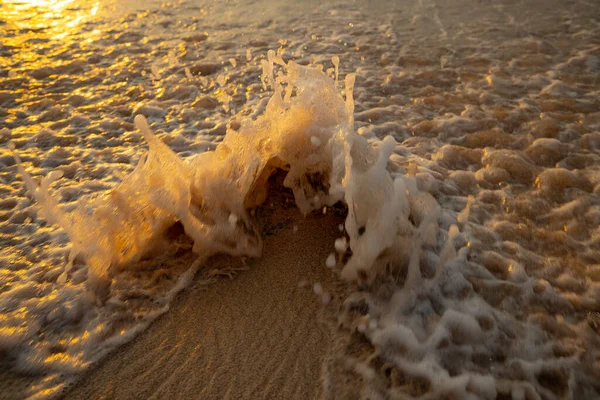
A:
[14,53,423,292]
[7,44,599,399]
[7,54,429,398]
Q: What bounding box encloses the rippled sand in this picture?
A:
[64,188,345,400]
[1,0,600,399]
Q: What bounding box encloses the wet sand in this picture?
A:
[62,196,345,399]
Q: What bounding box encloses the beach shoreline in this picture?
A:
[60,193,348,400]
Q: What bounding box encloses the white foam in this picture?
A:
[326,253,336,268]
[334,237,347,253]
[10,55,418,390]
[6,14,599,396]
[313,282,323,296]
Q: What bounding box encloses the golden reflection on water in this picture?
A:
[1,0,100,40]
[0,0,103,73]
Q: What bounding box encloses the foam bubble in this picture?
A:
[326,253,336,268]
[334,237,347,253]
[313,282,323,296]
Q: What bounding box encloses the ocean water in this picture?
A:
[1,0,600,399]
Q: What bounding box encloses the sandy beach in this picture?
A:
[62,187,346,399]
[2,0,600,398]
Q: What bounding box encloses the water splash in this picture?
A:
[13,57,421,294]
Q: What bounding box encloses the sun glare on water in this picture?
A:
[0,0,100,39]
[0,0,103,79]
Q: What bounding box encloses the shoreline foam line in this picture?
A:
[13,53,437,296]
[10,54,442,398]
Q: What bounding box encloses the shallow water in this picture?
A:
[1,0,600,398]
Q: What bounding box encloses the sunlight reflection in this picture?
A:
[1,0,101,37]
[0,0,103,67]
